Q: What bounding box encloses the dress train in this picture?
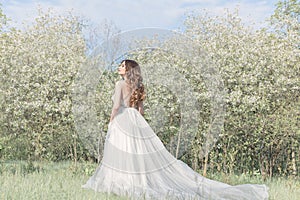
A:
[82,106,268,200]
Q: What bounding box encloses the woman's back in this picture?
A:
[112,80,132,108]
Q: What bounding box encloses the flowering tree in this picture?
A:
[271,0,300,36]
[183,9,299,177]
[0,8,87,161]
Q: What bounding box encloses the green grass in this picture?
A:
[0,161,124,200]
[0,161,299,200]
[206,171,300,200]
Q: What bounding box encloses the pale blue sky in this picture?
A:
[1,0,279,30]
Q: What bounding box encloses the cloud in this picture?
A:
[1,0,278,31]
[175,0,278,29]
[1,0,64,28]
[219,0,277,28]
[55,0,187,30]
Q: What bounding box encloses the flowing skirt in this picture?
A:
[82,107,268,200]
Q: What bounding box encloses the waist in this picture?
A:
[119,105,138,111]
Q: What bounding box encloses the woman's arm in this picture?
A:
[138,101,144,116]
[110,81,123,122]
[110,108,119,122]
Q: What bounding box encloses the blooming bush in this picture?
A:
[0,8,86,161]
[182,8,299,177]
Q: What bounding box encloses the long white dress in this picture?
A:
[82,80,269,200]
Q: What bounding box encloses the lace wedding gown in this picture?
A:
[82,80,269,200]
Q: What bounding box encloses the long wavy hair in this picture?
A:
[122,59,146,108]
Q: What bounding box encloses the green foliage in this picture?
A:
[0,4,9,32]
[270,0,300,37]
[184,8,300,177]
[271,0,300,22]
[0,8,87,161]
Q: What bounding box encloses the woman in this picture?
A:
[82,59,269,199]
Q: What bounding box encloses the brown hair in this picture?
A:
[122,59,146,108]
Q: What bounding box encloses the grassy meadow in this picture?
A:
[0,161,299,200]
